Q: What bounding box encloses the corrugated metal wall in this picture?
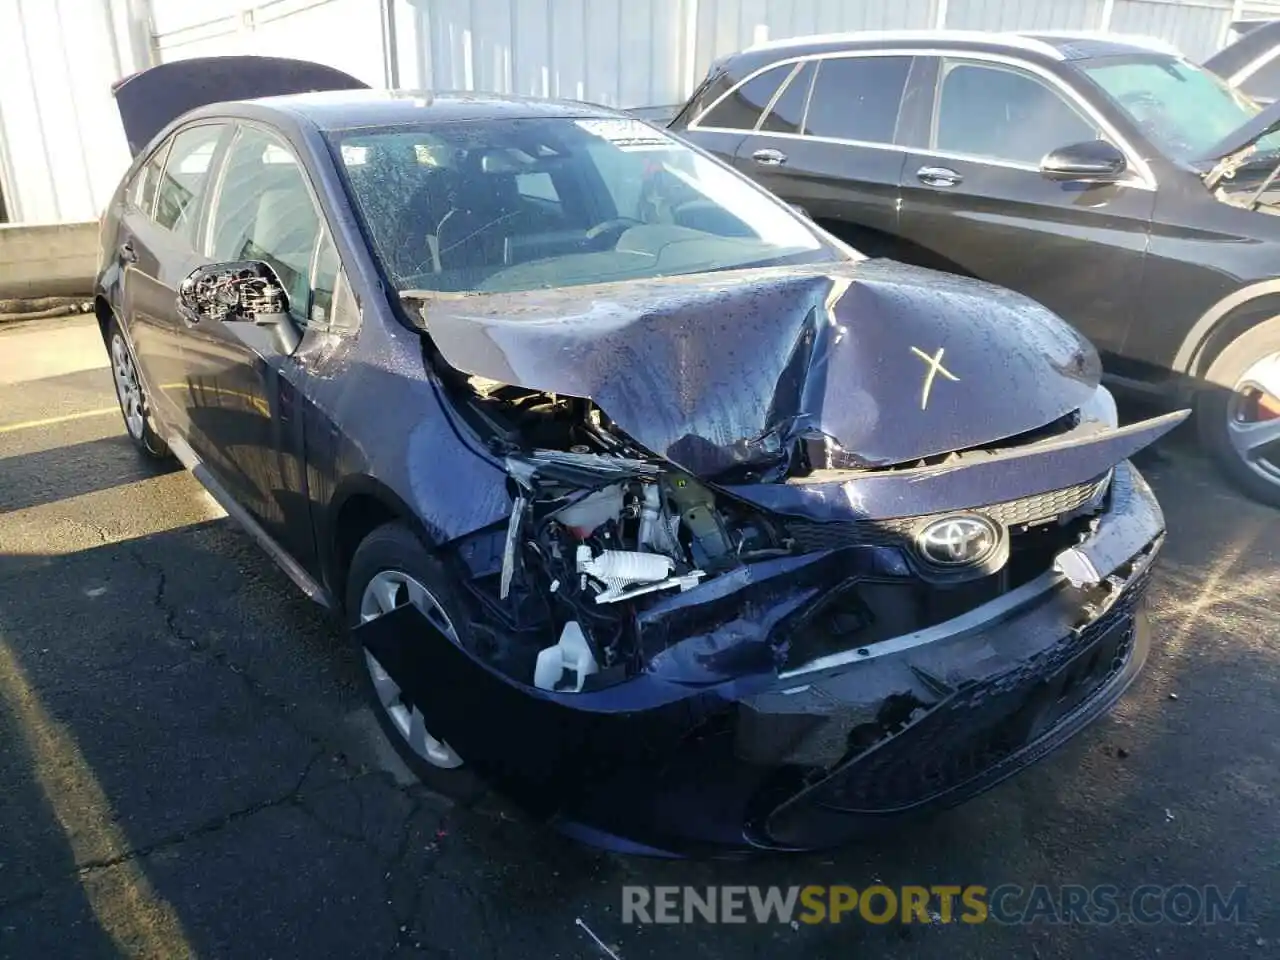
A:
[0,0,142,224]
[1111,0,1235,59]
[0,0,1263,224]
[153,0,386,86]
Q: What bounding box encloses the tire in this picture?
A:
[345,521,485,799]
[106,315,171,460]
[1197,316,1280,508]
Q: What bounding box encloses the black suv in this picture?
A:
[673,30,1280,506]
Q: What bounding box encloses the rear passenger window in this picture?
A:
[129,150,166,215]
[699,63,794,131]
[154,124,225,237]
[516,171,559,203]
[804,56,912,143]
[759,61,816,134]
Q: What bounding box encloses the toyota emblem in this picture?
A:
[915,514,1001,568]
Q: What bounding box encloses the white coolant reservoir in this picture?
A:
[533,621,599,693]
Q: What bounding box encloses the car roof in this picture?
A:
[735,28,1179,65]
[191,89,620,133]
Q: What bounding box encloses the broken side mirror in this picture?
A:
[1039,139,1128,184]
[177,260,301,355]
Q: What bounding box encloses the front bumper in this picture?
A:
[360,461,1165,857]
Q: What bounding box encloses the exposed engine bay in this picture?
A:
[449,378,799,692]
[407,262,1186,701]
[446,375,1130,696]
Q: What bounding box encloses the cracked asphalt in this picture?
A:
[0,317,1278,959]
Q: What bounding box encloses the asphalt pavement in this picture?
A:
[0,316,1276,959]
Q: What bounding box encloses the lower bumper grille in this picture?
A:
[802,562,1152,816]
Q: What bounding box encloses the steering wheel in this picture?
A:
[584,217,644,248]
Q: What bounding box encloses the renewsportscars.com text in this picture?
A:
[621,884,1248,926]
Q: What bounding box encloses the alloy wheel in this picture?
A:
[359,570,464,769]
[110,332,146,439]
[1226,351,1280,485]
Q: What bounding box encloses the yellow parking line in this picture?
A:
[0,637,193,957]
[0,407,119,435]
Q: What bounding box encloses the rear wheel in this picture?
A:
[345,522,483,797]
[1197,317,1280,507]
[107,316,170,460]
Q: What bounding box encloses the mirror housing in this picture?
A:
[178,260,300,354]
[1039,140,1128,184]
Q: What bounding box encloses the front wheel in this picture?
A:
[1197,317,1280,508]
[107,316,170,460]
[345,522,483,798]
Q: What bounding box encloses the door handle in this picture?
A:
[917,166,962,187]
[119,241,138,263]
[752,148,788,166]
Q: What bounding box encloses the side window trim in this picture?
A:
[129,140,172,218]
[153,121,231,239]
[928,57,1101,168]
[751,60,805,132]
[693,50,915,151]
[689,46,1156,188]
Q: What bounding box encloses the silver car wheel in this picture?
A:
[110,331,146,440]
[359,569,464,769]
[1227,351,1280,485]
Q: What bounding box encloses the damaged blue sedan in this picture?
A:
[97,56,1187,855]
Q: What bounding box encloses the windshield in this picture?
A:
[1083,55,1280,163]
[330,117,838,294]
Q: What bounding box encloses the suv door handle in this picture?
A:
[119,241,138,263]
[752,148,788,166]
[917,166,962,187]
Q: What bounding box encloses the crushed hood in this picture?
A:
[410,260,1101,478]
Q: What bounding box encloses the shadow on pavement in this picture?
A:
[0,434,181,515]
[0,444,1276,959]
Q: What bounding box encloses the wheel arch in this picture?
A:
[1173,280,1280,379]
[93,294,115,345]
[324,475,446,610]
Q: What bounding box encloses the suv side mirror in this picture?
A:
[1039,140,1128,184]
[178,260,301,354]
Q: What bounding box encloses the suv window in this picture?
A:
[154,125,224,237]
[699,63,794,130]
[208,126,322,327]
[759,61,816,134]
[804,56,912,143]
[936,61,1096,165]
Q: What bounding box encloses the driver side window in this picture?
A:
[207,126,323,327]
[935,61,1098,165]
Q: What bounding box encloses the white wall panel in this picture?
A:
[0,0,133,224]
[946,0,1108,31]
[155,0,385,87]
[1111,0,1234,60]
[0,0,1263,223]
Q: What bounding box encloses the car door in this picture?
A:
[181,123,328,567]
[896,56,1155,355]
[730,53,915,245]
[679,61,796,170]
[117,122,229,435]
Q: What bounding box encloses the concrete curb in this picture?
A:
[0,221,97,300]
